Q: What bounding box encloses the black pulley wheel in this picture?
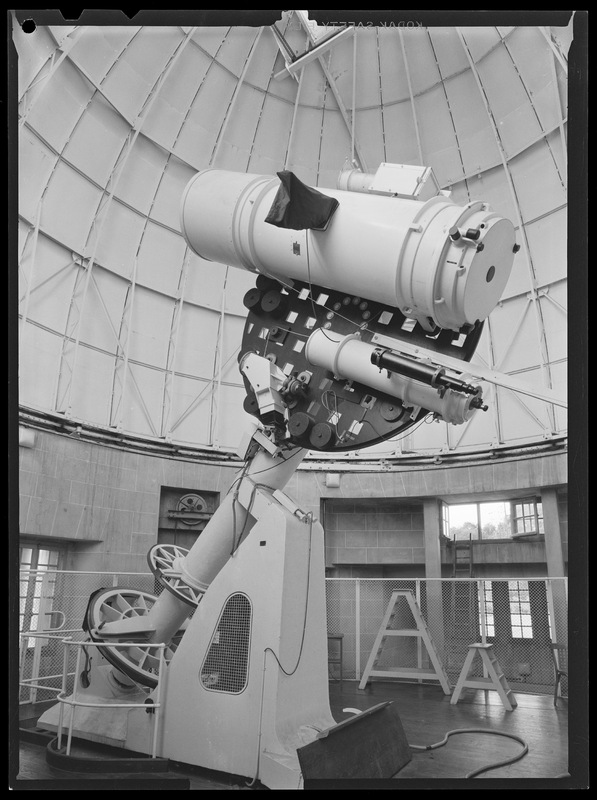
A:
[380,401,406,422]
[243,288,262,310]
[261,289,288,317]
[288,411,313,438]
[256,274,281,291]
[310,422,334,449]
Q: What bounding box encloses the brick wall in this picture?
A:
[324,498,426,576]
[18,428,240,573]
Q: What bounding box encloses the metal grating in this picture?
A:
[19,571,567,701]
[200,593,252,694]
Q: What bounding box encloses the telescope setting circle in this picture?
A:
[85,587,185,688]
[147,543,203,607]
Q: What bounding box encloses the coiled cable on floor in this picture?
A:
[409,727,529,778]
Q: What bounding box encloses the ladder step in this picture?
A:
[461,677,495,688]
[368,669,441,680]
[451,644,516,711]
[359,591,451,695]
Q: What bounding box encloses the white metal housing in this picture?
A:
[181,167,516,332]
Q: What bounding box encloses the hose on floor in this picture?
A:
[409,727,529,778]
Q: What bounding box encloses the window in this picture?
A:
[447,503,479,540]
[508,580,533,638]
[20,544,62,647]
[441,503,450,538]
[445,502,511,541]
[478,581,495,638]
[512,498,544,538]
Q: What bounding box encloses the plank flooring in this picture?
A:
[11,680,578,790]
[328,681,570,784]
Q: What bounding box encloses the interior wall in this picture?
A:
[323,499,426,573]
[18,426,566,575]
[305,453,567,580]
[322,496,567,580]
[17,427,241,572]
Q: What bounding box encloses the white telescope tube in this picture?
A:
[305,329,479,425]
[180,168,516,332]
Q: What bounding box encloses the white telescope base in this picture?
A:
[142,500,335,788]
[41,499,336,789]
[37,662,149,748]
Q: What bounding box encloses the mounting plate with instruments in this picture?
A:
[239,274,484,452]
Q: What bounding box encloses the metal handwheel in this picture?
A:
[85,587,184,688]
[147,543,203,607]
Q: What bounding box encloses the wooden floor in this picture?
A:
[12,680,576,790]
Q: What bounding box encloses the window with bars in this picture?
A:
[508,580,534,639]
[511,498,544,538]
[20,544,62,647]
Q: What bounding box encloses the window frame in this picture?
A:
[511,497,544,538]
[19,542,64,648]
[478,580,496,639]
[444,500,512,542]
[508,579,534,639]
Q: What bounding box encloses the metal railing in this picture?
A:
[19,629,84,704]
[18,569,159,705]
[54,638,166,759]
[326,577,568,694]
[19,570,568,702]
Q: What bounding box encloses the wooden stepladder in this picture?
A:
[451,643,517,711]
[358,591,451,694]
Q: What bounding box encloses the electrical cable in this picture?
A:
[245,652,268,789]
[303,231,370,344]
[225,446,303,495]
[247,251,469,452]
[265,247,369,345]
[230,480,260,555]
[245,515,315,789]
[409,727,529,779]
[230,453,307,554]
[224,447,307,557]
[263,514,313,677]
[296,243,433,449]
[229,490,241,556]
[322,389,341,437]
[304,231,320,323]
[79,644,93,688]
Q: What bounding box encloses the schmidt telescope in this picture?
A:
[38,163,518,788]
[180,163,516,450]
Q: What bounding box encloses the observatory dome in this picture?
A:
[13,10,574,462]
